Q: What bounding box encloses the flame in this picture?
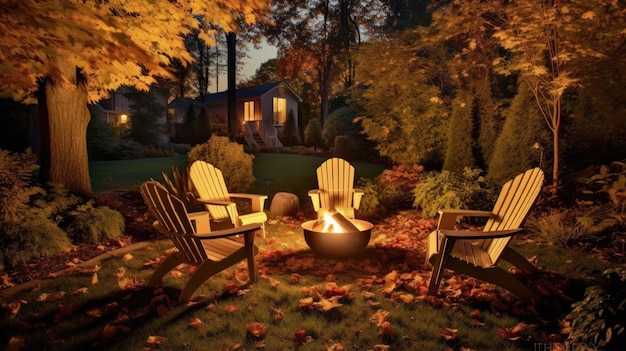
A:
[322,213,342,233]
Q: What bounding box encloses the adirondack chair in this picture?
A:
[140,180,261,303]
[308,157,365,219]
[427,168,544,303]
[189,160,268,236]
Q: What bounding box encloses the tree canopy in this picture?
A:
[0,0,270,196]
[0,0,267,103]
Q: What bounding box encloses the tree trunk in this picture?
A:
[45,58,92,197]
[227,32,238,138]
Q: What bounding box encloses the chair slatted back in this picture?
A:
[189,161,236,222]
[140,181,209,264]
[480,168,544,262]
[316,157,355,211]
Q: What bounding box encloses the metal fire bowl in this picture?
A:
[301,219,373,258]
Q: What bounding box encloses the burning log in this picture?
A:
[311,210,359,233]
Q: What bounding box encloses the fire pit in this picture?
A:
[301,211,373,258]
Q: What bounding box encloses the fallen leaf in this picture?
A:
[370,309,389,326]
[71,287,89,295]
[38,291,65,302]
[146,335,166,345]
[271,306,285,320]
[91,273,98,285]
[102,324,131,338]
[224,304,238,313]
[1,300,26,317]
[379,321,394,337]
[439,327,458,341]
[294,328,314,345]
[246,322,267,338]
[189,317,203,329]
[326,342,344,351]
[169,270,184,279]
[122,253,133,261]
[373,345,390,351]
[288,273,301,284]
[86,308,103,318]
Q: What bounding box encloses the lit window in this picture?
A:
[244,101,255,122]
[273,97,286,124]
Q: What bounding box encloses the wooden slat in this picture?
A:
[316,157,355,211]
[190,161,233,222]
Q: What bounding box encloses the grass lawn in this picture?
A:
[2,154,617,350]
[2,213,609,351]
[90,153,387,203]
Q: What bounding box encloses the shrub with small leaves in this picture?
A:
[0,210,74,266]
[413,168,495,219]
[567,268,626,349]
[356,177,385,219]
[69,200,125,243]
[187,135,255,192]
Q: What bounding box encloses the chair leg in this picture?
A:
[147,253,184,287]
[445,257,538,303]
[178,254,245,303]
[500,247,538,273]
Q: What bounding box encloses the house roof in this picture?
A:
[196,82,302,104]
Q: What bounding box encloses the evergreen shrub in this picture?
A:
[304,118,323,147]
[187,135,255,192]
[413,168,495,219]
[70,201,125,243]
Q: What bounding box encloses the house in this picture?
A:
[170,81,302,149]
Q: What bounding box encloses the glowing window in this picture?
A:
[273,97,286,124]
[244,101,255,122]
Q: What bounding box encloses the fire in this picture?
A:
[312,210,360,234]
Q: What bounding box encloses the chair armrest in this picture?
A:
[197,198,236,206]
[439,228,523,239]
[196,223,263,239]
[437,209,496,230]
[187,211,210,233]
[353,188,364,209]
[228,193,268,212]
[308,189,321,212]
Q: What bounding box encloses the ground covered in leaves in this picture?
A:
[0,190,619,351]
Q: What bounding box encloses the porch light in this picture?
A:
[120,114,128,124]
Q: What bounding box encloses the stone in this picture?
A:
[270,192,300,217]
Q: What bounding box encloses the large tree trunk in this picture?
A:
[44,59,92,197]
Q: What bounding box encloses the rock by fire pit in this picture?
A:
[301,211,373,258]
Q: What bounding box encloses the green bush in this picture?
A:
[0,148,43,222]
[113,139,144,159]
[187,135,255,192]
[69,201,125,243]
[304,118,323,147]
[141,145,178,158]
[87,117,120,160]
[567,268,626,349]
[356,177,385,219]
[31,183,83,222]
[413,168,495,219]
[0,210,74,266]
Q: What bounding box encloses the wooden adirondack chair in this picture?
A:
[427,168,544,303]
[308,157,365,219]
[189,160,268,236]
[140,180,261,303]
